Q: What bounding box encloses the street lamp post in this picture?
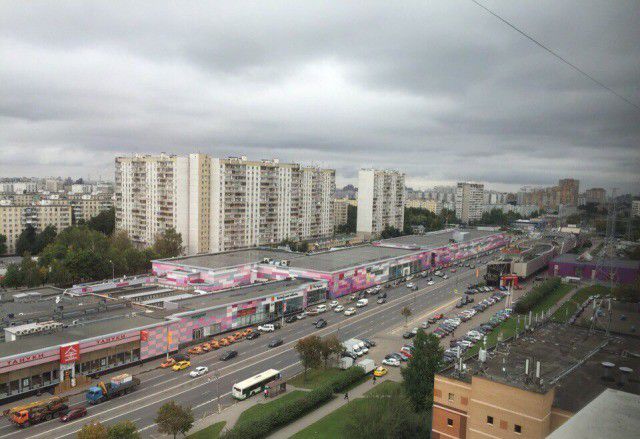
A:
[109,259,114,280]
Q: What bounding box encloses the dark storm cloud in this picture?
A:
[1,0,638,193]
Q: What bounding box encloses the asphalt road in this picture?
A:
[0,257,493,438]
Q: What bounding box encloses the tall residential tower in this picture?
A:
[356,169,405,238]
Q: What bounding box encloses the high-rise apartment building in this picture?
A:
[455,182,484,224]
[632,200,640,217]
[115,154,335,255]
[356,169,405,238]
[517,178,580,211]
[0,200,72,254]
[584,187,606,205]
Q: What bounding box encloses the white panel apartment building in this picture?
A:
[116,154,335,255]
[455,182,484,224]
[356,169,405,238]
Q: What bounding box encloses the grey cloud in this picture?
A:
[0,0,639,193]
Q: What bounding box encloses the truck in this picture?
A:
[5,395,69,428]
[342,338,367,357]
[86,373,140,405]
[356,358,376,374]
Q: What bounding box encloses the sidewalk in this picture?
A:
[267,373,395,439]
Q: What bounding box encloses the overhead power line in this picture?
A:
[469,0,640,112]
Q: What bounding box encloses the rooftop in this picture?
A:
[173,278,317,311]
[287,245,415,272]
[443,322,640,412]
[375,229,496,249]
[553,253,640,270]
[160,248,302,270]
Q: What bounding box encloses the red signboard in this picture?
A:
[60,343,80,364]
[140,330,149,342]
[237,307,256,317]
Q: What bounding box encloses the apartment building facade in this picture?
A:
[0,200,72,254]
[584,187,606,205]
[455,182,484,224]
[356,169,405,238]
[68,193,114,222]
[406,198,440,214]
[517,179,580,211]
[116,154,335,255]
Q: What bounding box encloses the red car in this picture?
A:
[60,407,87,422]
[434,313,444,320]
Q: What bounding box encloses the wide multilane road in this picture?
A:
[0,259,491,438]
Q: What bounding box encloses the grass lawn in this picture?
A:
[550,285,609,323]
[288,368,347,389]
[187,421,226,439]
[466,283,574,357]
[365,379,401,396]
[235,390,307,428]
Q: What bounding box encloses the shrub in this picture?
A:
[514,277,561,314]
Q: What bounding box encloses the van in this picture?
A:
[356,298,368,308]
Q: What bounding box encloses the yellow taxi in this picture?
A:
[373,366,388,377]
[172,360,191,371]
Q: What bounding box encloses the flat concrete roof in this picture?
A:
[161,248,302,270]
[0,310,164,358]
[443,323,640,413]
[376,229,496,248]
[547,389,640,439]
[174,278,316,311]
[287,245,416,272]
[552,253,640,270]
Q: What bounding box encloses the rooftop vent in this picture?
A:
[601,361,615,381]
[618,367,633,386]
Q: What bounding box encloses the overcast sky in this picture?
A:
[1,1,639,193]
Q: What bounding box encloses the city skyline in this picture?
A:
[1,1,639,193]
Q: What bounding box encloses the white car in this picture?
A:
[427,281,435,286]
[344,307,356,316]
[316,305,328,313]
[356,298,368,308]
[374,285,382,292]
[442,274,449,279]
[334,305,345,313]
[329,300,339,308]
[382,358,401,367]
[189,366,208,377]
[257,324,275,332]
[406,282,415,289]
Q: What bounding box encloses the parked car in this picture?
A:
[373,366,388,377]
[258,324,276,332]
[334,305,345,313]
[344,307,356,316]
[296,312,307,320]
[356,298,369,307]
[220,350,238,361]
[411,327,420,335]
[172,360,191,371]
[268,339,284,348]
[378,292,387,299]
[285,315,297,323]
[189,366,209,377]
[402,332,415,339]
[377,297,387,304]
[329,300,339,308]
[246,331,261,340]
[362,338,376,347]
[382,357,400,367]
[421,321,430,329]
[161,358,176,368]
[406,282,416,289]
[60,407,87,422]
[314,319,327,328]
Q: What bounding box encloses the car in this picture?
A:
[314,319,327,328]
[344,307,356,316]
[427,280,435,286]
[343,351,358,360]
[220,350,238,361]
[173,354,190,362]
[60,407,87,422]
[172,360,191,371]
[258,324,276,332]
[285,315,297,323]
[434,313,444,320]
[373,366,388,377]
[334,305,345,313]
[386,353,404,362]
[411,327,420,335]
[377,297,387,304]
[329,300,339,308]
[421,321,430,329]
[395,351,409,361]
[189,366,209,377]
[161,358,176,368]
[246,331,261,340]
[406,282,415,289]
[382,357,400,367]
[356,298,369,307]
[350,294,358,301]
[402,332,415,339]
[268,339,284,348]
[296,312,307,320]
[442,274,449,279]
[451,268,457,273]
[362,338,376,347]
[188,346,203,355]
[378,292,387,299]
[306,308,319,316]
[428,317,438,324]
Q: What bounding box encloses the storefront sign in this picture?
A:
[237,307,256,317]
[97,334,126,345]
[140,330,148,342]
[60,344,80,364]
[4,352,46,367]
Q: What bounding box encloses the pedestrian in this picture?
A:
[264,388,269,399]
[373,375,377,384]
[344,392,349,401]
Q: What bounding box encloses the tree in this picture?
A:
[34,225,57,254]
[380,225,403,239]
[107,420,141,439]
[77,421,108,439]
[295,335,323,383]
[320,334,343,368]
[88,208,116,235]
[1,263,23,288]
[0,234,7,254]
[401,306,412,327]
[15,224,37,255]
[612,281,640,303]
[401,331,443,412]
[155,401,194,439]
[344,386,430,438]
[153,228,184,258]
[20,254,44,287]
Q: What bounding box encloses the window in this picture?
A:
[448,392,454,401]
[515,424,522,434]
[487,416,494,425]
[447,418,454,427]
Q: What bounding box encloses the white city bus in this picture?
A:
[232,369,281,400]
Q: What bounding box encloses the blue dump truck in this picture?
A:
[86,373,141,405]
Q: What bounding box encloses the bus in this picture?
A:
[232,369,281,400]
